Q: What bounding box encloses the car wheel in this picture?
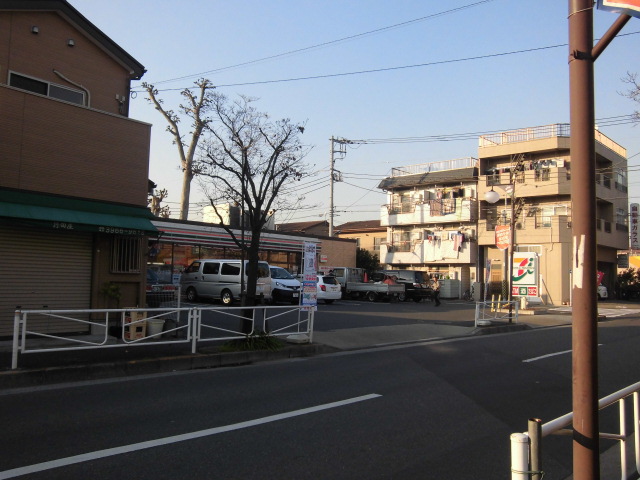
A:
[324,299,334,304]
[366,291,377,302]
[398,292,406,302]
[186,287,198,302]
[221,290,233,305]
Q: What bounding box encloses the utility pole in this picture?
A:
[328,137,346,236]
[568,2,631,478]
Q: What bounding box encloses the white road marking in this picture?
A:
[0,394,381,479]
[548,307,640,318]
[523,344,602,363]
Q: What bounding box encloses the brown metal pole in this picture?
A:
[568,1,600,478]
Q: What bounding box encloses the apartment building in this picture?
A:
[477,124,628,305]
[334,220,386,258]
[0,0,153,335]
[378,158,479,290]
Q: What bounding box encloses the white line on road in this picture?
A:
[0,393,381,479]
[523,344,602,363]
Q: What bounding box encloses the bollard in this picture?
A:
[528,418,542,480]
[510,432,529,480]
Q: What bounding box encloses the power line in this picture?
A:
[135,31,640,93]
[144,1,496,87]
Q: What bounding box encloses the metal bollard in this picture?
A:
[510,432,529,480]
[528,418,542,480]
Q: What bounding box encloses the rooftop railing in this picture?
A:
[390,157,478,177]
[479,123,626,158]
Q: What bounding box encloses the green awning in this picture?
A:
[0,189,157,235]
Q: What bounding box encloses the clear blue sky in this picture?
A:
[70,0,640,225]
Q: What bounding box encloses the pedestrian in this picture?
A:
[431,275,441,306]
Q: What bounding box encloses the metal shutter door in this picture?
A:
[0,228,92,336]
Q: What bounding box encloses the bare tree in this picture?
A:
[148,188,171,218]
[196,93,313,311]
[621,72,640,123]
[142,79,216,220]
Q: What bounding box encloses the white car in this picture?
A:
[597,284,608,300]
[316,275,341,304]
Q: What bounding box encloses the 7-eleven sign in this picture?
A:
[512,253,539,297]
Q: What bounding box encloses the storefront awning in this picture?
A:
[0,189,157,235]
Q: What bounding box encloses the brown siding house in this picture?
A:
[0,0,154,336]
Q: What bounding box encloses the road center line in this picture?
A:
[523,344,602,363]
[0,393,381,479]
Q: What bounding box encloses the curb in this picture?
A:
[471,323,531,335]
[0,343,339,389]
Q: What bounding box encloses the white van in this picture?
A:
[181,259,272,304]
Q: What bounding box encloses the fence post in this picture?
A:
[308,309,314,343]
[528,418,542,480]
[11,311,21,370]
[634,392,640,476]
[191,308,199,354]
[510,432,529,480]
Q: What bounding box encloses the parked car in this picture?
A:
[180,259,272,304]
[597,284,608,300]
[316,275,342,304]
[270,266,301,304]
[146,269,178,308]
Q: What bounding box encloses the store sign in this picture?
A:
[512,253,539,297]
[495,225,511,250]
[631,203,639,249]
[597,0,640,17]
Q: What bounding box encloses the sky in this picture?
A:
[69,0,640,226]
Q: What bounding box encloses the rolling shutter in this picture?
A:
[0,227,92,336]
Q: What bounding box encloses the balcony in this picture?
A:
[380,238,475,265]
[1,85,151,206]
[478,167,571,201]
[381,198,477,227]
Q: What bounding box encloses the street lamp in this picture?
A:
[485,184,518,321]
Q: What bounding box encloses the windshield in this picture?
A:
[271,267,294,279]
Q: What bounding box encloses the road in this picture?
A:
[1,309,639,479]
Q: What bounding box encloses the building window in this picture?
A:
[373,237,382,251]
[515,245,543,256]
[9,72,85,105]
[111,237,142,273]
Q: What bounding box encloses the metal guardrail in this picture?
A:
[11,305,315,369]
[510,381,640,480]
[474,300,520,326]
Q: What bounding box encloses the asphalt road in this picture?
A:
[1,314,639,480]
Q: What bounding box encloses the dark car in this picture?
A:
[373,270,432,302]
[146,268,178,308]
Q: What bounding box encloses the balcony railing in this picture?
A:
[479,123,626,157]
[390,157,478,177]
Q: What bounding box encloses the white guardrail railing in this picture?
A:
[511,382,640,480]
[11,304,315,369]
[474,300,519,326]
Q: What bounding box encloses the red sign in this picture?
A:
[495,225,511,250]
[597,0,640,17]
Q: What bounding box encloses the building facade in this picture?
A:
[0,0,154,336]
[477,124,628,305]
[377,158,479,292]
[334,220,386,258]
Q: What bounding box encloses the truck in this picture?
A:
[328,266,405,302]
